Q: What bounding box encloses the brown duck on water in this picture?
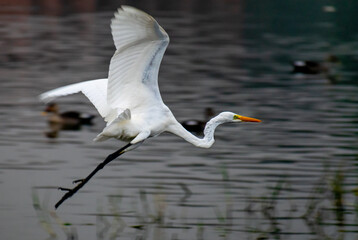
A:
[42,103,95,128]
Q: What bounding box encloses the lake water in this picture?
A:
[1,1,358,239]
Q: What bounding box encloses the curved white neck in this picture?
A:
[168,115,227,148]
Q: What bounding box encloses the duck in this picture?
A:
[291,55,340,74]
[181,107,215,133]
[42,103,95,127]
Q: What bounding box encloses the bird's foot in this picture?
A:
[57,179,83,192]
[73,179,85,184]
[58,187,72,192]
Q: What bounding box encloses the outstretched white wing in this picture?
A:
[39,79,112,120]
[107,6,169,110]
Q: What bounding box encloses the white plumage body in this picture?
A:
[40,6,173,144]
[39,6,260,149]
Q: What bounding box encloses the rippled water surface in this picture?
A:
[1,1,358,239]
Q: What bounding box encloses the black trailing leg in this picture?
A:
[55,143,132,209]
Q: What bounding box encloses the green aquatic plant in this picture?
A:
[31,161,358,240]
[32,188,57,238]
[330,170,345,226]
[32,188,78,239]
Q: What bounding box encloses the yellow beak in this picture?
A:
[41,111,48,116]
[236,115,261,122]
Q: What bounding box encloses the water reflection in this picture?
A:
[1,0,358,239]
[32,164,358,240]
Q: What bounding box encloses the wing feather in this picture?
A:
[107,6,169,110]
[39,6,169,124]
[39,79,112,120]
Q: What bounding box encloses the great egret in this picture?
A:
[39,6,261,209]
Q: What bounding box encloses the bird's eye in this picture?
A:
[233,115,240,120]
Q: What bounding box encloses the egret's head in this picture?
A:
[233,113,261,123]
[219,112,261,123]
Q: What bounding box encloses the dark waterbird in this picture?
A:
[42,103,95,126]
[41,103,96,138]
[181,107,215,133]
[291,55,340,74]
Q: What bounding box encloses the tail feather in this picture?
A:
[93,134,111,142]
[93,109,131,142]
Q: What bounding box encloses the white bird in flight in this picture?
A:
[39,6,261,209]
